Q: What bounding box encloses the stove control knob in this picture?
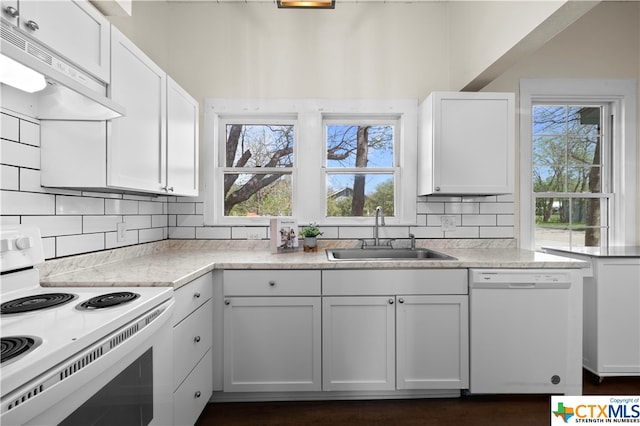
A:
[0,238,13,252]
[15,237,33,250]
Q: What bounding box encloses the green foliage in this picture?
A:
[300,224,322,237]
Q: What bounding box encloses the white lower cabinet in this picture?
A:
[219,268,468,397]
[322,295,468,391]
[322,270,469,392]
[222,270,322,392]
[322,296,396,391]
[396,295,468,389]
[173,273,213,426]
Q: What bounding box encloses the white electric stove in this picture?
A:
[0,225,174,426]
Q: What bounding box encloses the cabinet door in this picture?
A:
[322,296,396,391]
[224,296,321,392]
[419,92,514,195]
[595,259,640,374]
[109,26,166,193]
[167,76,199,196]
[435,94,513,194]
[396,295,469,389]
[13,0,110,82]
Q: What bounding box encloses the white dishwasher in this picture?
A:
[469,269,573,394]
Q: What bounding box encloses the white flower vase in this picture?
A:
[304,236,317,251]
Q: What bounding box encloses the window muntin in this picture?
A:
[220,121,295,217]
[324,120,398,218]
[532,104,610,250]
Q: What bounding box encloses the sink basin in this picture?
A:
[326,248,457,261]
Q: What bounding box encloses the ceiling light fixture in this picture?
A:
[277,0,335,9]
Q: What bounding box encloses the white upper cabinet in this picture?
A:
[1,0,111,82]
[40,25,199,196]
[108,25,167,193]
[418,92,514,195]
[167,76,199,196]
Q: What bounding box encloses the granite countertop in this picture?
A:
[544,246,640,258]
[39,239,589,290]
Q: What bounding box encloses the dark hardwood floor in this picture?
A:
[194,371,640,426]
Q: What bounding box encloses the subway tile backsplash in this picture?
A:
[1,111,168,259]
[1,110,515,260]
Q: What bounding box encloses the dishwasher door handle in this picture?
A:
[471,281,571,290]
[509,282,537,289]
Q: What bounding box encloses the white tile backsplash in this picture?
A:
[1,190,55,215]
[83,215,122,233]
[1,139,40,169]
[56,195,104,215]
[2,111,515,259]
[1,111,169,259]
[1,112,19,140]
[57,233,105,257]
[20,119,40,147]
[105,199,139,215]
[1,165,19,190]
[22,215,82,237]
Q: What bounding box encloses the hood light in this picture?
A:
[0,53,47,93]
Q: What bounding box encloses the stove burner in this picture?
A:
[77,292,140,310]
[1,293,77,314]
[1,336,41,364]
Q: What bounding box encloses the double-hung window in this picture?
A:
[204,99,417,226]
[324,118,398,218]
[218,119,295,217]
[520,79,637,251]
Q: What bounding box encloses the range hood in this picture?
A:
[0,24,125,120]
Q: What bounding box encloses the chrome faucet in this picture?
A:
[373,206,385,246]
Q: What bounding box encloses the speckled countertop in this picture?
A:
[39,239,589,290]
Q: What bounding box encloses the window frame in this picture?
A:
[204,98,418,226]
[519,79,637,250]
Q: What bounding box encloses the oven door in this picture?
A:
[1,300,174,426]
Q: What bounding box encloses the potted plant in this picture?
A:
[300,223,322,250]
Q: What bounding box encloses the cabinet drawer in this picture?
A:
[224,270,321,296]
[173,273,212,325]
[174,349,212,426]
[174,301,212,389]
[322,269,468,295]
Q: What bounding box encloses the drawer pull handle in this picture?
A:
[194,292,201,298]
[398,298,405,304]
[195,391,202,398]
[388,298,394,304]
[224,299,230,305]
[269,280,276,287]
[194,336,201,343]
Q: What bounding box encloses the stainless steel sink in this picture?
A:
[326,248,457,261]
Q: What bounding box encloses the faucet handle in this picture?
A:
[409,233,416,249]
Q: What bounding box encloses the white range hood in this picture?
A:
[0,23,125,120]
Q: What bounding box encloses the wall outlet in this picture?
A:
[440,216,457,232]
[116,222,127,242]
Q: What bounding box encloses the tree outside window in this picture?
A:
[325,123,396,218]
[532,105,609,249]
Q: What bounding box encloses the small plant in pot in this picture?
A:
[300,223,322,250]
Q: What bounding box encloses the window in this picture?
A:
[324,119,398,218]
[532,104,610,250]
[519,79,637,251]
[204,99,417,226]
[221,121,295,217]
